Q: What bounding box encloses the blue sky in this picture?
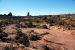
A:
[0,0,75,16]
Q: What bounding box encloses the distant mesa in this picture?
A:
[0,12,13,16]
[0,12,75,17]
[0,12,31,17]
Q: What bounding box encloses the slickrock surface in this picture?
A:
[21,26,75,50]
[1,25,75,50]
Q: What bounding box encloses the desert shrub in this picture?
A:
[0,28,2,33]
[58,20,64,25]
[2,45,11,50]
[42,25,48,29]
[16,31,30,47]
[25,21,35,28]
[0,32,8,42]
[16,31,25,39]
[70,24,75,27]
[0,20,3,26]
[65,23,75,30]
[35,20,41,23]
[16,23,21,28]
[0,20,10,26]
[1,37,8,42]
[45,19,55,26]
[2,32,8,37]
[42,45,52,50]
[26,22,32,28]
[46,17,56,24]
[19,22,27,28]
[30,33,41,41]
[45,17,64,26]
[2,44,15,50]
[5,38,16,43]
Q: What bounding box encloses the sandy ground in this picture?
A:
[1,25,75,50]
